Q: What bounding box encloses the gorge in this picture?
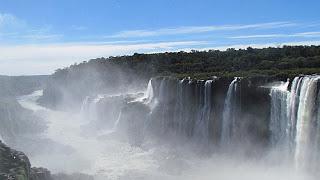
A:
[1,46,320,179]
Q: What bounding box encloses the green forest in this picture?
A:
[54,45,320,80]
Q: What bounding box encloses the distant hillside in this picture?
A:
[0,75,48,97]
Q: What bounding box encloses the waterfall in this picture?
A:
[144,79,154,104]
[0,134,4,143]
[146,77,216,145]
[294,76,320,169]
[80,96,100,122]
[193,80,213,144]
[287,77,303,149]
[269,80,290,147]
[101,110,123,135]
[80,96,90,113]
[269,75,320,170]
[81,94,106,111]
[221,77,240,145]
[143,75,320,162]
[80,93,130,134]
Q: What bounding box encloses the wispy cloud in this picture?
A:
[230,34,286,39]
[2,38,320,76]
[0,13,26,31]
[230,31,320,39]
[179,40,320,52]
[0,40,206,75]
[1,12,319,75]
[295,31,320,37]
[107,22,296,38]
[0,13,62,43]
[19,34,63,40]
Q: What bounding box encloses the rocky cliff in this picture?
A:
[0,141,52,180]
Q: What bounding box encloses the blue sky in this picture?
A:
[1,0,320,75]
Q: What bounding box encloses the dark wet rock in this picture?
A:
[0,141,53,180]
[0,141,31,180]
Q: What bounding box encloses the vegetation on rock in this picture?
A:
[54,45,320,79]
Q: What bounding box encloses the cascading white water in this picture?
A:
[147,77,216,143]
[269,80,290,147]
[0,134,5,144]
[221,77,240,145]
[80,95,106,122]
[144,79,154,105]
[294,76,320,169]
[80,93,143,135]
[80,96,90,112]
[270,75,320,170]
[193,80,213,144]
[100,110,123,135]
[5,76,317,179]
[287,77,303,149]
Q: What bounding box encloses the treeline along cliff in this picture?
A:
[39,45,320,109]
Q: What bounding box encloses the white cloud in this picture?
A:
[230,34,286,39]
[20,34,63,40]
[0,13,318,76]
[179,40,320,52]
[0,13,62,42]
[0,41,206,75]
[230,31,320,39]
[0,13,26,31]
[294,31,320,37]
[107,22,296,38]
[1,39,319,76]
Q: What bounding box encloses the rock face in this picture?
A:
[0,140,31,180]
[0,141,52,180]
[142,77,271,150]
[76,76,274,150]
[119,101,150,146]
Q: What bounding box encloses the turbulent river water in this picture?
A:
[15,77,318,180]
[17,90,162,179]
